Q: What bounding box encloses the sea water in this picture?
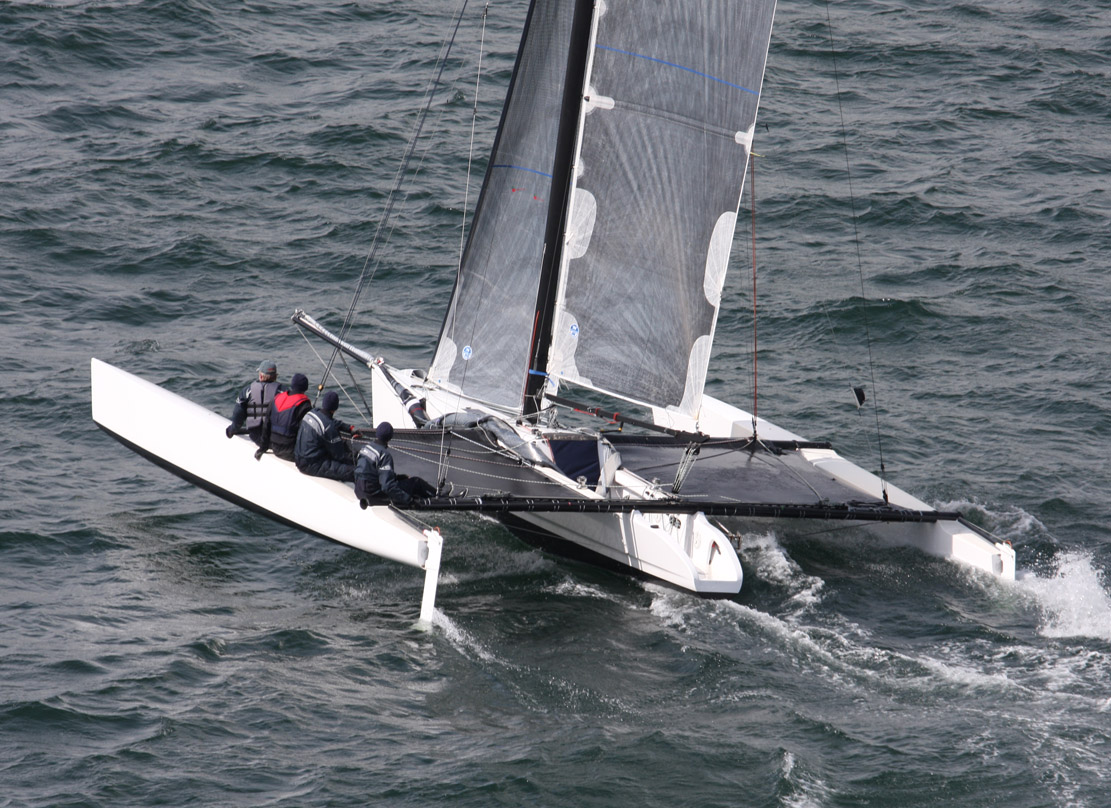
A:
[2,1,1109,805]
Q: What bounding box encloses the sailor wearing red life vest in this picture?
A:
[255,372,311,462]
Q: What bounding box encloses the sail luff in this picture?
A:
[429,0,541,378]
[522,0,597,418]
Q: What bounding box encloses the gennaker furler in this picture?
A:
[91,0,1015,619]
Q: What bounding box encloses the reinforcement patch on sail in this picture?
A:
[704,211,737,308]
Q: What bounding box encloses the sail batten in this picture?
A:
[489,164,554,178]
[593,44,762,96]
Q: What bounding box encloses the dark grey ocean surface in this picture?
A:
[2,0,1110,805]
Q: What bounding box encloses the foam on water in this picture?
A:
[641,576,1110,808]
[935,499,1111,641]
[740,530,825,613]
[778,750,833,808]
[644,556,1108,710]
[431,610,498,664]
[949,500,1111,642]
[1019,551,1111,642]
[643,584,697,632]
[546,577,624,604]
[936,497,1047,544]
[647,587,870,687]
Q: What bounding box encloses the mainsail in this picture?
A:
[432,0,777,419]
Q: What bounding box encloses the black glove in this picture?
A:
[254,448,265,461]
[225,425,235,439]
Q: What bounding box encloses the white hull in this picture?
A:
[90,356,1014,613]
[90,359,443,622]
[698,394,1016,579]
[373,364,1016,586]
[371,365,746,595]
[506,509,744,596]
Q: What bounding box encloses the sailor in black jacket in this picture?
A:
[294,390,359,482]
[355,422,436,506]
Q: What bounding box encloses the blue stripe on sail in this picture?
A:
[594,44,760,96]
[491,163,553,179]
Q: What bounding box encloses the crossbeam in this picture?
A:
[409,496,959,524]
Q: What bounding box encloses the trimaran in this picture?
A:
[90,0,1016,623]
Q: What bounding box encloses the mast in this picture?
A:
[522,0,595,419]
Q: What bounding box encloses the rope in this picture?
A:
[671,443,700,494]
[296,324,369,424]
[823,0,889,502]
[335,351,372,427]
[457,3,488,277]
[387,432,573,492]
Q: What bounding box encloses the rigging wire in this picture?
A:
[749,151,759,439]
[823,0,889,502]
[295,325,371,423]
[436,1,491,490]
[457,4,488,278]
[671,443,701,494]
[335,351,373,427]
[319,0,474,395]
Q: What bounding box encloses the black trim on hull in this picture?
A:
[414,496,959,523]
[604,432,834,452]
[957,516,1004,544]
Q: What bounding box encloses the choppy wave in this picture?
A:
[3,0,1110,805]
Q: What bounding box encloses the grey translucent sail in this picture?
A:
[549,0,776,419]
[429,0,575,412]
[431,0,777,421]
